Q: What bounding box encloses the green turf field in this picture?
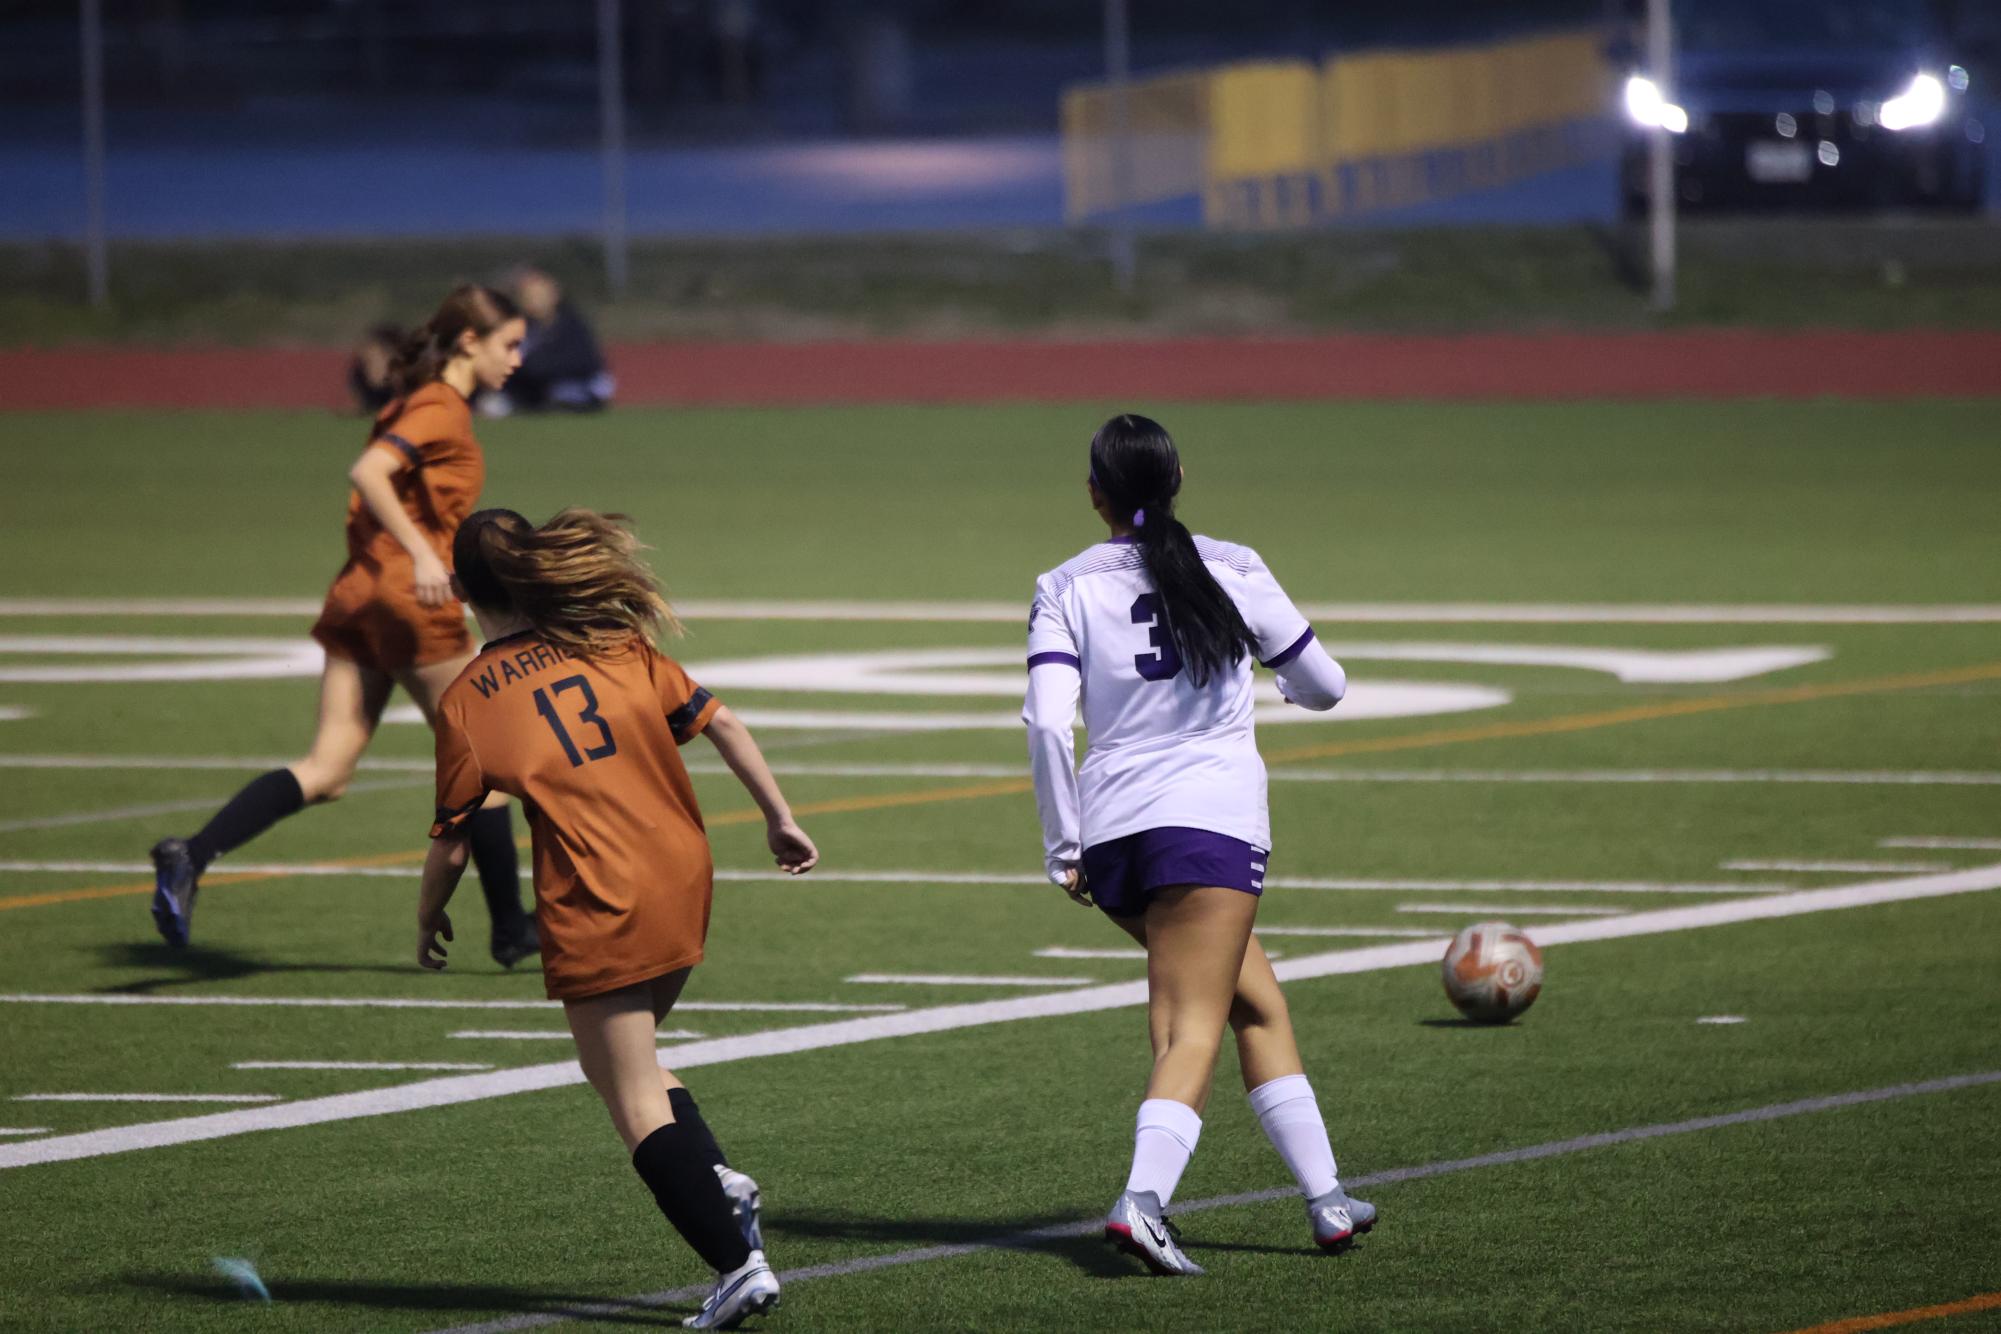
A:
[3,401,2000,1333]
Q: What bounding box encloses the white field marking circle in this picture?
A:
[2,861,1998,1171]
[0,636,1833,732]
[1696,1016,1749,1025]
[423,1068,2001,1334]
[0,636,323,683]
[0,994,905,1015]
[385,685,1514,730]
[673,644,1828,695]
[4,597,1999,624]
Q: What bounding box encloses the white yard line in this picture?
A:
[1696,1016,1749,1026]
[844,973,1098,988]
[1720,859,1951,874]
[9,598,2001,624]
[1255,926,1443,938]
[0,994,904,1015]
[9,756,2001,787]
[0,862,1794,898]
[1270,768,2001,786]
[1269,877,1787,895]
[1394,903,1626,917]
[426,1067,2001,1334]
[448,1031,704,1042]
[5,861,1997,1171]
[0,754,435,773]
[0,1128,50,1137]
[1033,947,1147,960]
[1880,836,2001,850]
[13,1093,281,1104]
[232,1062,494,1072]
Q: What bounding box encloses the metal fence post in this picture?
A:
[80,0,109,308]
[1646,0,1676,311]
[598,0,630,300]
[1104,0,1136,295]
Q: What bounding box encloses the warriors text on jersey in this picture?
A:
[432,631,722,999]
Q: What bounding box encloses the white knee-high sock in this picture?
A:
[1248,1074,1339,1199]
[1123,1098,1203,1204]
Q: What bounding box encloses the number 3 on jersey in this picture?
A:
[1130,594,1184,682]
[534,675,618,767]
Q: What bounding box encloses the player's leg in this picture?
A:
[398,655,535,964]
[1226,940,1375,1248]
[148,654,389,947]
[649,969,765,1255]
[567,977,774,1324]
[1102,884,1254,1275]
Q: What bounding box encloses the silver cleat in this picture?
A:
[1104,1189,1205,1276]
[715,1164,764,1253]
[682,1250,779,1329]
[1307,1186,1378,1252]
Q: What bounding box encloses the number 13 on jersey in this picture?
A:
[535,675,618,767]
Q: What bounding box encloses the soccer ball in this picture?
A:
[1441,921,1544,1023]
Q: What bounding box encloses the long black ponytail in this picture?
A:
[1089,413,1253,687]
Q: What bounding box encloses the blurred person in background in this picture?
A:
[479,267,615,417]
[347,322,404,415]
[150,285,540,968]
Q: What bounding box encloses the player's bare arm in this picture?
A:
[348,446,452,607]
[702,703,818,874]
[416,829,470,970]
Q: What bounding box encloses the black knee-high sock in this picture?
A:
[667,1087,729,1171]
[632,1122,753,1274]
[466,806,526,930]
[186,769,305,873]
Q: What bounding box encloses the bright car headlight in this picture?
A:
[1624,75,1688,134]
[1880,72,1947,131]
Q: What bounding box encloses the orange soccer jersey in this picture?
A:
[431,631,723,999]
[310,382,486,671]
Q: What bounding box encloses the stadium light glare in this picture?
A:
[1623,75,1688,135]
[1879,73,1946,131]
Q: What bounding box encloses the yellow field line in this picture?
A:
[0,845,435,913]
[0,778,1038,914]
[1262,659,2001,765]
[5,658,1999,916]
[1781,1290,2001,1334]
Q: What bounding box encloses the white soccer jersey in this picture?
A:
[1023,535,1321,867]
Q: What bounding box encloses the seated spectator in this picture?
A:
[346,323,403,414]
[480,268,615,417]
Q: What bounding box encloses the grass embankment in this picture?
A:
[6,219,2001,347]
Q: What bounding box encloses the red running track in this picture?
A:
[2,331,1998,410]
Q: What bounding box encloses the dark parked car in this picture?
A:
[1618,0,1987,211]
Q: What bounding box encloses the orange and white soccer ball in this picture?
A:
[1441,921,1544,1023]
